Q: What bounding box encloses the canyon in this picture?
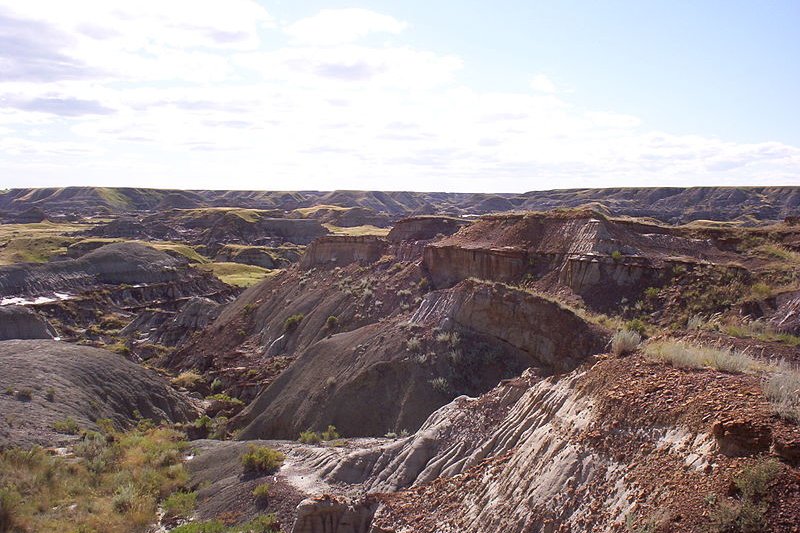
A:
[0,188,798,533]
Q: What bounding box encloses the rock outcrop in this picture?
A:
[386,216,469,243]
[0,242,220,298]
[0,306,56,340]
[300,236,389,269]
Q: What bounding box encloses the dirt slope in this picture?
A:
[0,339,198,448]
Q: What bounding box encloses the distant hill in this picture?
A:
[0,186,798,224]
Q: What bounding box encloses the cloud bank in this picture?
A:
[0,2,797,191]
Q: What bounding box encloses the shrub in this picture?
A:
[611,329,641,356]
[162,491,197,519]
[45,388,55,402]
[284,313,304,332]
[111,483,139,513]
[0,487,20,533]
[749,282,773,300]
[14,389,32,401]
[298,430,321,444]
[252,483,270,505]
[320,425,339,441]
[210,378,223,392]
[611,250,623,262]
[325,315,339,330]
[643,287,660,300]
[645,341,761,374]
[709,458,781,532]
[625,319,647,337]
[763,364,800,423]
[417,278,429,291]
[52,417,80,435]
[241,445,285,474]
[172,371,203,390]
[205,394,244,407]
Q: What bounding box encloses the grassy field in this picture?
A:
[322,223,391,237]
[196,262,277,287]
[0,222,92,265]
[292,204,351,216]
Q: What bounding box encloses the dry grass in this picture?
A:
[763,362,800,423]
[322,223,390,237]
[0,425,190,532]
[611,329,641,355]
[645,341,765,374]
[196,262,276,287]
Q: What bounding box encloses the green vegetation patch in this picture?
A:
[196,262,276,287]
[322,223,390,236]
[0,424,190,532]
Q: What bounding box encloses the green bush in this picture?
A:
[625,319,647,336]
[162,491,197,519]
[320,425,339,441]
[252,483,270,505]
[241,445,285,474]
[284,313,304,332]
[325,315,339,330]
[611,250,623,262]
[52,417,80,435]
[0,487,20,533]
[298,430,321,444]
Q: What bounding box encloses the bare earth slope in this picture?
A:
[0,339,198,448]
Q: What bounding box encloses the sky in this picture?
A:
[0,0,798,193]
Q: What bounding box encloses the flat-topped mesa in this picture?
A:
[423,210,742,309]
[299,235,389,269]
[387,215,470,243]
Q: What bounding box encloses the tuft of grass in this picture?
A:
[645,341,763,374]
[172,371,203,390]
[611,329,641,356]
[429,376,451,395]
[14,389,32,401]
[763,363,800,423]
[406,337,422,353]
[241,445,285,474]
[298,430,321,444]
[709,458,781,532]
[325,315,339,330]
[171,515,279,533]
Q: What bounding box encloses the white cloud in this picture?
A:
[284,8,407,45]
[530,74,557,94]
[0,3,796,191]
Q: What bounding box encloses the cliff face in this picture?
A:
[422,212,743,310]
[387,216,469,243]
[299,236,389,269]
[0,306,55,340]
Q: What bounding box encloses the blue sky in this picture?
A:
[0,0,797,192]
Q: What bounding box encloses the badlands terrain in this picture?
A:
[0,186,799,533]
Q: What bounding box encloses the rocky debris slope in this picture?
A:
[232,278,605,440]
[0,305,56,340]
[278,347,800,532]
[120,296,223,352]
[0,339,197,448]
